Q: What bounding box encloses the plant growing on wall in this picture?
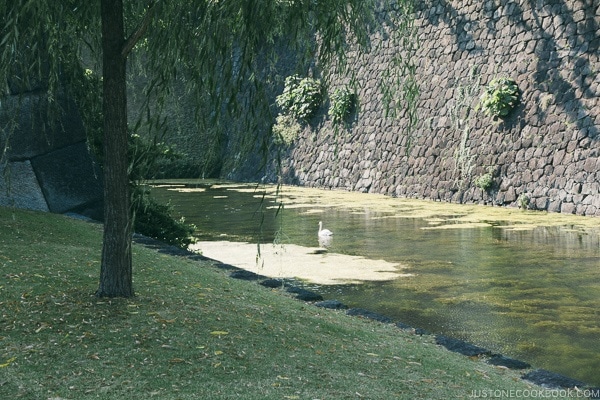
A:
[518,193,530,210]
[329,86,357,126]
[273,75,323,146]
[479,77,520,118]
[276,75,323,121]
[474,166,495,192]
[272,114,302,147]
[450,66,480,192]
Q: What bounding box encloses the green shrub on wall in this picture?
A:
[272,114,302,147]
[479,77,520,118]
[518,193,530,210]
[272,75,323,146]
[474,167,495,192]
[329,86,357,126]
[275,75,323,121]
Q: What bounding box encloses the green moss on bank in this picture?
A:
[0,207,554,399]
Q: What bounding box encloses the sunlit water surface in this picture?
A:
[150,180,600,386]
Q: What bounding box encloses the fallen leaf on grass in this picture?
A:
[0,357,16,368]
[210,330,229,337]
[474,369,490,379]
[35,323,50,333]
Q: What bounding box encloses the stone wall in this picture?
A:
[271,0,600,216]
[0,79,103,217]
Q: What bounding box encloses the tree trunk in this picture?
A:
[96,0,133,297]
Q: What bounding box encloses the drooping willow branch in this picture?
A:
[121,1,158,58]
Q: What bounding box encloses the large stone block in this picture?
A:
[0,160,49,211]
[31,142,102,213]
[0,93,86,161]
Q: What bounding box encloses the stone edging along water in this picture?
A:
[131,232,600,396]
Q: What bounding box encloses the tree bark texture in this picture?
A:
[97,0,133,297]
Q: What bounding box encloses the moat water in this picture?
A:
[150,180,600,386]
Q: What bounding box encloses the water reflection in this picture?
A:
[150,180,600,386]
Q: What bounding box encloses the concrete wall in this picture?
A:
[271,0,600,216]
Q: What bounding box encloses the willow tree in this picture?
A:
[1,0,416,297]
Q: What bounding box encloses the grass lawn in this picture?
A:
[0,207,563,399]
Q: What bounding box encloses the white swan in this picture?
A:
[318,221,333,237]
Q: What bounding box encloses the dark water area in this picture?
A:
[150,180,600,386]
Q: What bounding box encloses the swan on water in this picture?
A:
[318,221,333,237]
